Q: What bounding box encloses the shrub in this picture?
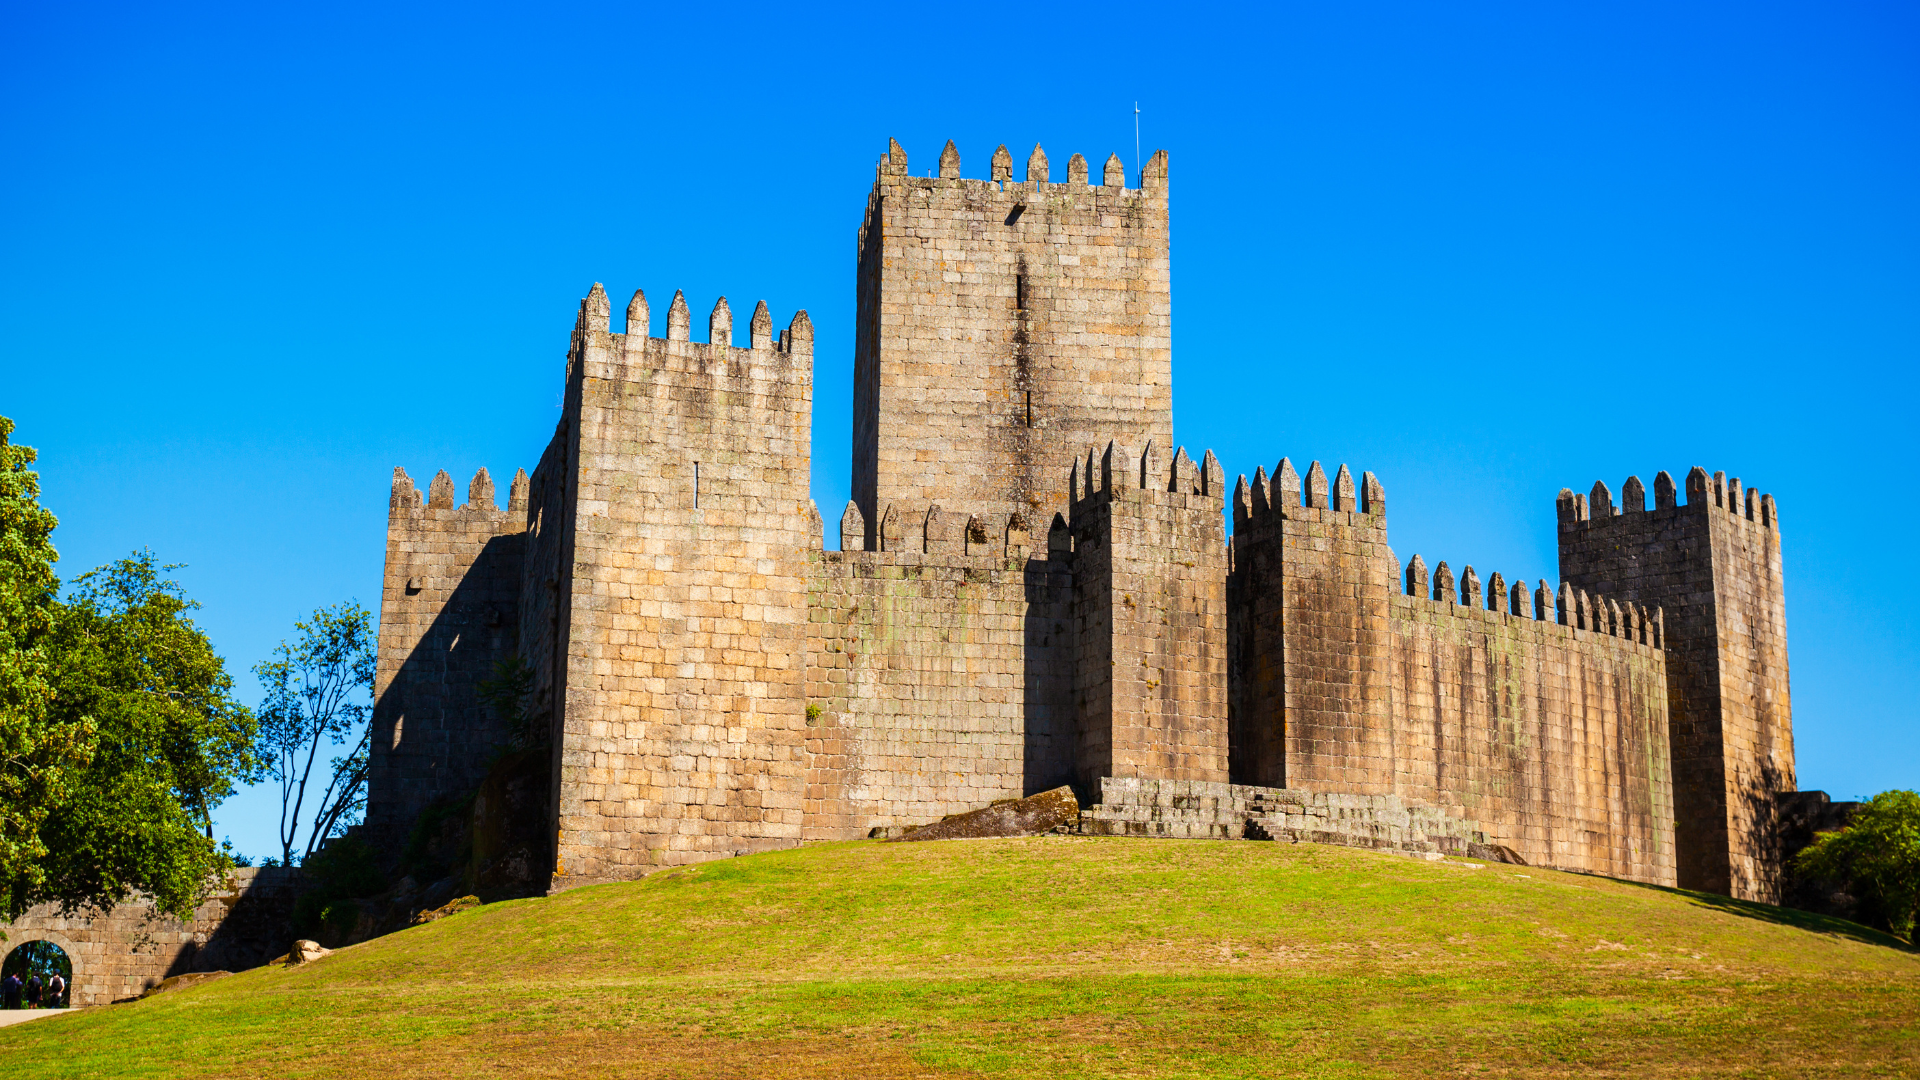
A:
[1795,789,1920,941]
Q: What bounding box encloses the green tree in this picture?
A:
[28,552,260,920]
[255,603,375,867]
[0,417,94,924]
[1795,789,1920,942]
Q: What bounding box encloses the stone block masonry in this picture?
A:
[5,869,304,1006]
[804,534,1075,840]
[1230,459,1677,885]
[854,139,1173,537]
[1383,576,1674,885]
[1071,441,1230,800]
[1558,468,1792,901]
[1081,778,1492,860]
[546,287,816,885]
[366,465,528,856]
[362,136,1799,903]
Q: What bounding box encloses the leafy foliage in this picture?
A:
[28,552,259,920]
[1795,789,1920,941]
[254,603,374,866]
[0,417,94,922]
[290,834,384,938]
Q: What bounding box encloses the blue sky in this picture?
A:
[4,1,1915,860]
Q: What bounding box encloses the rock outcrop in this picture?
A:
[890,786,1080,842]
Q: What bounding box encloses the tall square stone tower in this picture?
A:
[852,139,1173,537]
[1558,468,1793,901]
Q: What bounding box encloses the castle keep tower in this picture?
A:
[1558,469,1793,901]
[853,139,1173,537]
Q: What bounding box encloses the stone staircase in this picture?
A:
[1079,777,1507,860]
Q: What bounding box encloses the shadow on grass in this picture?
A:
[1613,879,1914,951]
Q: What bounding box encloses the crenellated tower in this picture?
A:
[532,284,817,884]
[853,138,1173,541]
[1069,441,1230,799]
[367,464,529,855]
[1557,468,1792,900]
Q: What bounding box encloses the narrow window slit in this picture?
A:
[693,461,700,508]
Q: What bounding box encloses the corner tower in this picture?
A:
[853,138,1173,538]
[1558,468,1793,901]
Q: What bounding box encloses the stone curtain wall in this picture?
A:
[852,139,1174,535]
[1384,588,1675,884]
[1070,443,1230,801]
[1558,468,1792,901]
[366,466,528,856]
[1229,459,1678,885]
[5,869,302,1006]
[548,287,815,885]
[802,532,1074,839]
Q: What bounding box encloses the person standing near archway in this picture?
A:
[1,971,20,1010]
[46,972,65,1008]
[25,972,42,1008]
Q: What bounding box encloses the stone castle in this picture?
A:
[365,137,1796,902]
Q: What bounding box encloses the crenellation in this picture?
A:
[1275,458,1301,509]
[666,289,691,341]
[990,143,1012,183]
[1304,460,1330,509]
[626,288,649,336]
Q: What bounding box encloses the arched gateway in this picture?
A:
[3,868,302,1006]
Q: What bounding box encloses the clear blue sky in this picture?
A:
[5,2,1915,860]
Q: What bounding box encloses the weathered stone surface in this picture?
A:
[409,896,479,927]
[139,971,230,999]
[358,137,1798,909]
[288,940,331,965]
[3,867,304,1006]
[1558,471,1794,902]
[892,786,1080,842]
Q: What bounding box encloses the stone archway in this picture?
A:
[2,868,303,1006]
[2,928,81,1007]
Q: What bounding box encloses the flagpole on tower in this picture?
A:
[1134,101,1142,185]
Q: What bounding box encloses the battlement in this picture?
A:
[1557,467,1778,532]
[1231,457,1385,534]
[1397,553,1664,650]
[835,498,1058,561]
[388,466,528,519]
[874,137,1168,196]
[570,283,813,371]
[1067,441,1225,520]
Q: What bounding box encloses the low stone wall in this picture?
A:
[1080,777,1494,859]
[3,867,303,1006]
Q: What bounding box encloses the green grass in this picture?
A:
[6,836,1916,1078]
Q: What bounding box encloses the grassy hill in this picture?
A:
[5,836,1916,1078]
